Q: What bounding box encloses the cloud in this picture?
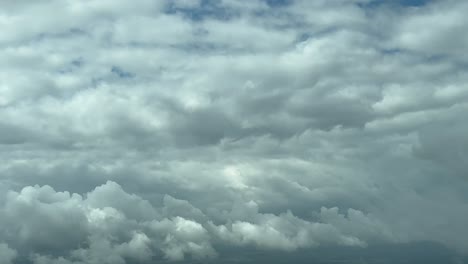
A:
[391,0,468,57]
[1,0,468,263]
[0,243,17,264]
[0,181,400,263]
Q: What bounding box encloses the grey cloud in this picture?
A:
[0,181,410,263]
[392,0,468,57]
[0,123,35,145]
[1,0,468,263]
[0,243,17,264]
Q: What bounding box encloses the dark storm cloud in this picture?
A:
[0,0,467,263]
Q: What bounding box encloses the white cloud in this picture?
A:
[392,0,468,56]
[0,243,16,264]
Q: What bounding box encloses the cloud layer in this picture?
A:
[1,0,467,263]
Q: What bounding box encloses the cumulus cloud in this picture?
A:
[1,0,468,263]
[0,243,17,264]
[0,181,398,263]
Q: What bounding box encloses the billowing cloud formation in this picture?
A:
[0,243,17,264]
[1,0,468,263]
[0,181,389,263]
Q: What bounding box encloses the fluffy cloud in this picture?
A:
[1,0,467,263]
[0,243,17,264]
[0,181,398,263]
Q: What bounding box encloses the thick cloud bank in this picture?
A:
[1,0,467,263]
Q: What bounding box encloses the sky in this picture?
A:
[0,0,467,263]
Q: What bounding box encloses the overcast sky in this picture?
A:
[1,0,468,263]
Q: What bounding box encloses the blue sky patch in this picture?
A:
[359,0,433,9]
[166,0,239,21]
[111,66,135,79]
